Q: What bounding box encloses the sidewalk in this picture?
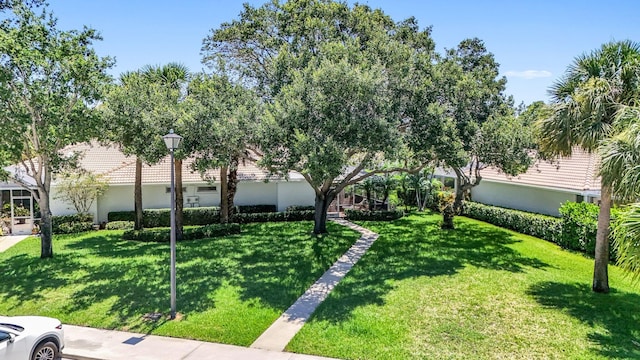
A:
[63,325,340,360]
[0,235,29,252]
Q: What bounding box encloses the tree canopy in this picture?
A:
[0,1,113,257]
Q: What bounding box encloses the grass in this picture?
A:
[0,221,360,346]
[287,213,640,360]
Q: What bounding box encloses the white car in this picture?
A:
[0,316,64,360]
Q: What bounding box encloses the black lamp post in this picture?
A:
[163,129,182,319]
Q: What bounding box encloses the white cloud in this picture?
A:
[504,70,552,79]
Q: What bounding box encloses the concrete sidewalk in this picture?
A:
[62,325,341,360]
[0,235,29,252]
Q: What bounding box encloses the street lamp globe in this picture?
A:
[163,129,182,151]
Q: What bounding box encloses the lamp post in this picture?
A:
[163,129,182,319]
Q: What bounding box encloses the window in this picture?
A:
[165,187,187,194]
[197,186,217,193]
[576,195,584,203]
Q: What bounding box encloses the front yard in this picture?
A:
[2,214,640,359]
[287,214,640,359]
[0,221,360,346]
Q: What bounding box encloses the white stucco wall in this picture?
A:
[235,182,278,206]
[49,186,99,222]
[471,180,577,216]
[276,181,315,211]
[89,180,314,222]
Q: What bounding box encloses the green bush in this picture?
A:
[286,205,315,212]
[230,210,315,224]
[344,209,404,221]
[238,204,277,213]
[122,223,240,242]
[462,202,562,243]
[107,211,134,222]
[183,207,220,225]
[558,201,599,254]
[105,221,134,230]
[557,201,621,258]
[55,222,94,234]
[52,213,94,234]
[108,207,220,227]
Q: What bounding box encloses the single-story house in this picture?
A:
[1,143,316,234]
[434,149,601,217]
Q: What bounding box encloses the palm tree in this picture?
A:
[600,106,640,282]
[537,40,640,293]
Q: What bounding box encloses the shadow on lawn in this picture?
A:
[310,215,549,323]
[1,223,358,332]
[527,281,640,359]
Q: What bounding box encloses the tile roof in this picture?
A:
[61,142,299,185]
[478,148,601,192]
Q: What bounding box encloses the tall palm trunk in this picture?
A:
[593,185,611,293]
[175,158,184,240]
[134,157,143,230]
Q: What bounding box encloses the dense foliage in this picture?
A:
[122,223,241,242]
[344,209,404,221]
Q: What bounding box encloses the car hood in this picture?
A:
[0,316,61,333]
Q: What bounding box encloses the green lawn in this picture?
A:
[0,221,360,346]
[287,213,640,360]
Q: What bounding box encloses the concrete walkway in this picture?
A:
[251,219,379,351]
[62,325,339,360]
[0,235,29,252]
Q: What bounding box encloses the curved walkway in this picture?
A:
[251,219,379,351]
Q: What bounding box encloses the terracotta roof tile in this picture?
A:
[479,148,601,192]
[62,142,293,185]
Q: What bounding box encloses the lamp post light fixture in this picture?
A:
[163,129,182,319]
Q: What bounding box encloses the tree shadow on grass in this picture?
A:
[2,222,359,333]
[527,281,640,359]
[309,215,549,323]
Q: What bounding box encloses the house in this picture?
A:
[435,149,601,217]
[1,143,315,234]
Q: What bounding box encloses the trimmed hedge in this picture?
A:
[105,221,134,230]
[230,210,315,224]
[286,205,315,212]
[344,209,404,221]
[238,204,277,213]
[462,202,562,243]
[52,213,95,234]
[122,223,241,242]
[108,207,220,227]
[558,201,621,259]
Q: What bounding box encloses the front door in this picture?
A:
[11,191,33,235]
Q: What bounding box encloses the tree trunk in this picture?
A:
[366,189,373,211]
[592,185,611,293]
[175,158,184,241]
[134,157,143,230]
[39,191,53,258]
[454,183,466,215]
[441,204,455,230]
[219,166,229,223]
[313,192,335,234]
[227,159,239,213]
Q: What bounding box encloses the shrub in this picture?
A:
[286,205,315,212]
[462,201,562,243]
[284,210,315,221]
[238,204,277,213]
[122,223,240,242]
[107,211,134,222]
[105,221,134,230]
[229,210,315,224]
[55,222,94,234]
[558,201,599,254]
[108,207,220,227]
[344,209,404,221]
[52,213,95,234]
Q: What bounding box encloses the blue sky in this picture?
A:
[47,0,640,106]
